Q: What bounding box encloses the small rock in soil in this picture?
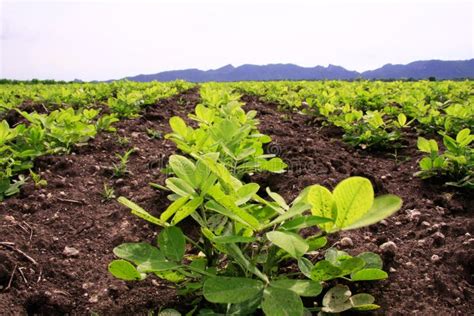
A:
[432,232,445,246]
[406,209,421,221]
[340,237,354,248]
[63,246,80,257]
[431,254,441,262]
[4,215,15,223]
[88,294,99,303]
[380,241,397,255]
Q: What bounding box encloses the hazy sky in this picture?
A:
[1,0,473,81]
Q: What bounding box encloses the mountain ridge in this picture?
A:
[120,59,474,82]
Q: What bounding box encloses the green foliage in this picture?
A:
[232,80,473,150]
[112,148,136,177]
[112,172,399,314]
[147,128,162,139]
[101,183,116,202]
[301,177,403,232]
[29,169,47,187]
[108,83,404,314]
[415,128,473,188]
[0,80,194,200]
[0,175,26,201]
[321,285,380,313]
[166,86,287,177]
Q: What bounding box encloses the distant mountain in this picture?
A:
[361,59,474,80]
[121,59,474,82]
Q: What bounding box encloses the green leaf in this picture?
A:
[194,104,215,123]
[158,309,181,316]
[113,243,164,265]
[206,200,258,230]
[207,186,260,229]
[266,231,309,258]
[341,194,402,230]
[168,155,197,188]
[280,216,332,231]
[351,268,388,281]
[166,177,196,196]
[266,187,289,210]
[260,157,288,173]
[298,257,314,279]
[352,303,381,311]
[270,279,322,297]
[154,270,186,283]
[172,197,203,224]
[158,226,186,262]
[417,137,431,153]
[310,260,342,281]
[456,128,470,143]
[227,292,262,316]
[118,197,164,226]
[325,248,351,265]
[236,183,260,205]
[428,139,439,152]
[203,276,264,304]
[212,235,257,244]
[160,196,190,222]
[433,156,446,168]
[137,260,180,273]
[265,202,311,228]
[338,257,365,275]
[169,116,188,138]
[262,286,304,316]
[307,185,334,231]
[443,134,458,152]
[321,285,352,313]
[397,113,407,126]
[108,259,144,281]
[220,243,269,283]
[307,236,328,251]
[356,252,383,269]
[350,293,375,307]
[419,157,433,170]
[332,177,374,230]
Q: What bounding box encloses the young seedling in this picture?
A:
[146,128,162,140]
[101,183,116,202]
[29,169,47,188]
[415,128,473,188]
[117,135,130,146]
[112,148,136,178]
[110,154,403,315]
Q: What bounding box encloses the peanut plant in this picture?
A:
[109,85,403,315]
[416,128,473,188]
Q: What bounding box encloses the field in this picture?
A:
[0,80,472,315]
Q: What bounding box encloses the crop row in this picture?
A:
[109,84,403,315]
[0,81,194,200]
[228,81,473,188]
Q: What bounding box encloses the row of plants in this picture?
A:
[0,81,195,200]
[0,108,117,200]
[0,80,193,115]
[416,128,473,188]
[232,80,472,144]
[230,80,473,188]
[109,85,403,315]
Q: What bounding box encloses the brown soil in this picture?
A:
[0,88,199,315]
[1,89,472,315]
[242,95,473,315]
